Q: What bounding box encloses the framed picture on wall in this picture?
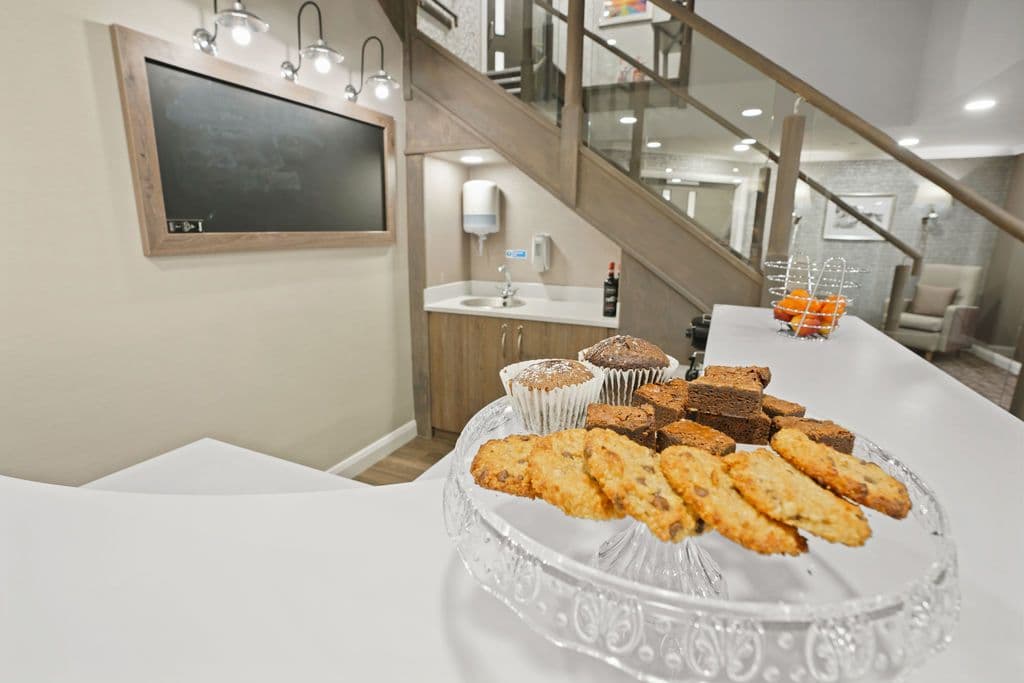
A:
[599,0,654,26]
[823,193,896,241]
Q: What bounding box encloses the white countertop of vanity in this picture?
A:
[423,281,619,328]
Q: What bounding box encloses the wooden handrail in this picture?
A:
[534,0,921,269]
[647,0,1024,244]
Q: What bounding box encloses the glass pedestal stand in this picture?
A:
[594,522,727,599]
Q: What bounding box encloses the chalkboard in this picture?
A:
[145,59,386,233]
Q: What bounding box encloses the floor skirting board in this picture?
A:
[327,421,418,478]
[968,344,1022,375]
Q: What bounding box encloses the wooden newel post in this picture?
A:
[884,264,912,333]
[559,0,584,206]
[766,113,806,261]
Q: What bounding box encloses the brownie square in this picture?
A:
[663,378,690,401]
[771,417,854,454]
[632,383,687,430]
[585,403,655,448]
[762,394,806,418]
[687,373,763,418]
[703,365,771,388]
[657,419,736,455]
[691,410,771,445]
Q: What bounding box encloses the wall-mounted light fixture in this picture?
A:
[192,1,269,55]
[281,1,344,81]
[344,37,400,102]
[914,181,953,254]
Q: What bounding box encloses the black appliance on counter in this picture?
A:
[683,314,712,380]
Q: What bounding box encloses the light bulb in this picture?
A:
[231,25,252,46]
[374,83,391,100]
[313,55,332,74]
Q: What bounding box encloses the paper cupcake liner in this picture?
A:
[577,351,680,406]
[499,359,606,435]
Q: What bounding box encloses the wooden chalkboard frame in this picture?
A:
[110,24,397,256]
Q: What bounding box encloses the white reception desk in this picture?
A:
[0,305,1020,682]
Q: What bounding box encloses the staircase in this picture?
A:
[486,67,522,97]
[382,0,1024,414]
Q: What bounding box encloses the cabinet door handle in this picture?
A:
[516,325,524,360]
[500,323,509,356]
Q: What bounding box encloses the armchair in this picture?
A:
[884,264,983,359]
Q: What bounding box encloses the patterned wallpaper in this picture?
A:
[417,0,484,71]
[793,157,1015,327]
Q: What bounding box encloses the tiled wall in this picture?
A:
[793,157,1015,327]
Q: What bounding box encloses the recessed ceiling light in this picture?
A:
[741,108,763,117]
[460,155,484,164]
[669,178,683,184]
[964,98,996,111]
[646,141,662,149]
[740,138,755,145]
[607,38,617,46]
[664,167,673,173]
[732,167,739,173]
[619,115,638,124]
[733,143,750,152]
[898,137,920,147]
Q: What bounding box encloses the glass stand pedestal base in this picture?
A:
[593,522,728,598]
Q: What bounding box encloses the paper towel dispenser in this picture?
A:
[463,180,500,255]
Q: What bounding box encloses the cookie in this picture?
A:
[584,428,703,542]
[470,434,541,498]
[660,446,807,556]
[771,428,911,519]
[528,429,624,520]
[723,448,871,546]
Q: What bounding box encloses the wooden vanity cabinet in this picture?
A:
[428,313,611,433]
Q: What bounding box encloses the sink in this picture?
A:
[461,296,526,309]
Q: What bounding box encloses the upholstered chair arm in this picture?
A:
[939,305,978,351]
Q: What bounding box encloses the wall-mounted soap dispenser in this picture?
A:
[462,180,501,255]
[532,233,551,273]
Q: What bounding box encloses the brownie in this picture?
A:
[632,383,687,430]
[514,359,593,391]
[664,378,689,402]
[762,394,806,418]
[691,411,771,445]
[657,419,736,455]
[704,365,772,388]
[771,416,854,454]
[582,335,669,370]
[585,403,655,448]
[687,373,763,418]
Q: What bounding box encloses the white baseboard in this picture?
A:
[968,345,1021,375]
[327,420,418,478]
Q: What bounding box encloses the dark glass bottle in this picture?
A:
[603,261,618,317]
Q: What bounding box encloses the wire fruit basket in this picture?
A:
[766,256,867,340]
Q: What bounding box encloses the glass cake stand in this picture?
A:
[443,398,959,682]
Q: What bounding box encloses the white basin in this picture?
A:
[460,296,526,309]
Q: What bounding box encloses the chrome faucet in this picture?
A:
[497,264,518,306]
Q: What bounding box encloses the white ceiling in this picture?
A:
[696,0,1024,159]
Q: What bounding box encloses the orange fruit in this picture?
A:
[789,313,822,337]
[773,305,793,322]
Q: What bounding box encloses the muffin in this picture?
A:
[499,358,605,434]
[513,359,594,391]
[582,335,669,370]
[579,335,678,405]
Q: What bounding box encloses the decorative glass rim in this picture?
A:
[448,397,957,624]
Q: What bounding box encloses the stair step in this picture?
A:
[486,67,522,79]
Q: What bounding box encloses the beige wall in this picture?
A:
[978,154,1024,349]
[0,0,412,484]
[466,163,621,287]
[424,157,470,286]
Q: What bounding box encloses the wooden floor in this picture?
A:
[353,431,458,485]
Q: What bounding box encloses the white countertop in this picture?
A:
[424,280,619,328]
[702,305,1024,683]
[1,306,1021,682]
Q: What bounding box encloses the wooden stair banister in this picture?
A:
[647,0,1024,245]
